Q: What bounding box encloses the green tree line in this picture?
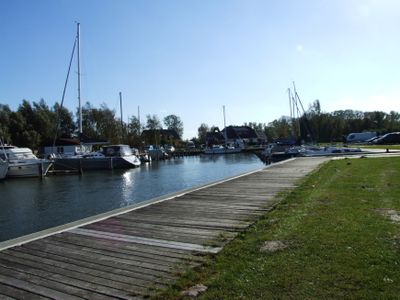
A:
[0,99,184,150]
[243,100,400,143]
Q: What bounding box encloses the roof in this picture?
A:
[222,126,260,139]
[41,134,109,147]
[141,129,180,140]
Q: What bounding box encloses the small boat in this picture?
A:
[52,144,141,171]
[298,145,362,157]
[204,145,242,154]
[204,106,243,155]
[0,145,52,178]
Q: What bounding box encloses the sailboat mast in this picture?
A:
[223,105,227,146]
[119,92,123,129]
[77,22,82,135]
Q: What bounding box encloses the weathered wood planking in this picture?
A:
[0,157,327,299]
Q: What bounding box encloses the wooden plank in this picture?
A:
[70,228,222,253]
[0,282,51,300]
[0,267,94,300]
[53,232,203,261]
[6,245,171,285]
[0,257,142,299]
[0,250,162,291]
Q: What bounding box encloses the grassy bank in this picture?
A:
[155,157,400,299]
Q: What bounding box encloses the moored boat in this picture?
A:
[0,145,52,178]
[204,145,242,154]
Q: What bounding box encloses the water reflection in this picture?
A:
[0,153,263,241]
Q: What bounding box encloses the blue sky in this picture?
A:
[1,0,399,139]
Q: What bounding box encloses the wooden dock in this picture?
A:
[0,157,328,299]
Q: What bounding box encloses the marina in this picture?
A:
[0,157,328,299]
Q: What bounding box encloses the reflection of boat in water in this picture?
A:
[0,145,52,178]
[52,145,141,171]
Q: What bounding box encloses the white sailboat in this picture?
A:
[204,106,242,154]
[51,23,140,171]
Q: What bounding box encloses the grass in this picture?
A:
[153,157,400,299]
[361,144,400,151]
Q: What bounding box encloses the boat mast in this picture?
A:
[77,22,82,135]
[119,92,123,129]
[223,105,227,147]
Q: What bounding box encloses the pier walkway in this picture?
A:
[0,157,328,299]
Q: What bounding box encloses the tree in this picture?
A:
[197,123,209,143]
[146,114,162,130]
[0,104,12,142]
[53,102,75,137]
[81,102,122,143]
[127,116,143,147]
[163,114,184,138]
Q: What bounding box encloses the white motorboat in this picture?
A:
[298,145,362,157]
[204,145,242,154]
[0,146,52,178]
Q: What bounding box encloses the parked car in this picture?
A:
[373,132,400,144]
[346,132,377,143]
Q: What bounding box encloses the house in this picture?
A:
[40,134,108,157]
[205,127,225,147]
[221,126,267,145]
[141,129,181,146]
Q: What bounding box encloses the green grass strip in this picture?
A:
[154,157,400,299]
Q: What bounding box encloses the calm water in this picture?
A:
[0,153,263,242]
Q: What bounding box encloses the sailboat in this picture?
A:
[51,23,141,171]
[204,106,242,154]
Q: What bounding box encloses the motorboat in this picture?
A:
[0,145,52,178]
[204,145,242,154]
[52,144,141,171]
[298,145,362,157]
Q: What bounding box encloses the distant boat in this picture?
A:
[52,144,141,171]
[0,145,52,178]
[204,145,241,154]
[204,106,242,155]
[298,145,362,157]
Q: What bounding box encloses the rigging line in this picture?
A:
[52,36,78,148]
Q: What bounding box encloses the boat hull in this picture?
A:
[6,161,53,178]
[204,148,242,154]
[52,156,141,171]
